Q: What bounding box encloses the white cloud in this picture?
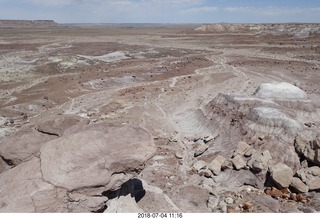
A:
[224,6,320,17]
[182,6,218,13]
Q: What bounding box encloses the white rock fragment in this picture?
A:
[231,155,246,170]
[193,160,207,172]
[208,155,226,175]
[234,142,251,156]
[194,143,209,157]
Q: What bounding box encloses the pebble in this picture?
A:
[175,151,183,159]
[225,197,234,204]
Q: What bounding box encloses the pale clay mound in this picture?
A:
[254,82,308,100]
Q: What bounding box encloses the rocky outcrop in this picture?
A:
[40,124,156,191]
[208,155,226,175]
[290,177,309,193]
[185,82,319,178]
[0,158,62,212]
[295,132,320,165]
[270,163,293,189]
[231,155,246,170]
[0,122,155,212]
[36,114,90,136]
[195,24,320,38]
[0,126,57,165]
[0,114,90,166]
[296,166,320,191]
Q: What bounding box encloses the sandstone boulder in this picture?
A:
[36,114,90,136]
[234,142,251,156]
[40,124,156,191]
[231,155,246,170]
[248,150,272,172]
[208,155,226,175]
[290,177,309,193]
[307,166,320,176]
[193,160,207,172]
[306,179,320,191]
[295,132,320,165]
[198,168,213,178]
[0,126,56,165]
[270,163,293,188]
[0,158,64,212]
[296,166,320,191]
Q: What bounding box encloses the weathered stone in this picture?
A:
[207,196,219,210]
[105,195,143,213]
[194,143,209,157]
[234,142,251,156]
[198,168,213,178]
[244,148,255,157]
[208,155,226,175]
[231,155,246,170]
[221,160,233,170]
[305,178,320,191]
[295,132,320,165]
[252,160,264,172]
[248,193,280,212]
[261,150,272,163]
[137,180,181,212]
[193,160,207,172]
[225,197,234,204]
[40,124,156,191]
[175,150,183,159]
[300,160,308,168]
[290,177,309,193]
[307,166,320,176]
[296,167,320,191]
[247,150,260,168]
[214,169,264,189]
[296,169,307,182]
[172,186,210,212]
[248,150,271,172]
[270,163,293,189]
[36,114,90,137]
[0,158,66,212]
[0,126,56,165]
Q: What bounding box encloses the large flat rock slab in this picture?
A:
[0,158,58,212]
[40,124,156,191]
[0,126,57,165]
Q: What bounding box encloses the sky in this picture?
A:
[1,0,320,24]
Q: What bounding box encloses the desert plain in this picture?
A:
[0,21,320,213]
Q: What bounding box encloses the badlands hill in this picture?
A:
[0,24,320,213]
[195,23,320,38]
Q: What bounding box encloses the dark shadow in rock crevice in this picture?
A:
[264,171,277,188]
[103,178,146,203]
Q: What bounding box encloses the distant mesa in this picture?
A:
[0,20,59,28]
